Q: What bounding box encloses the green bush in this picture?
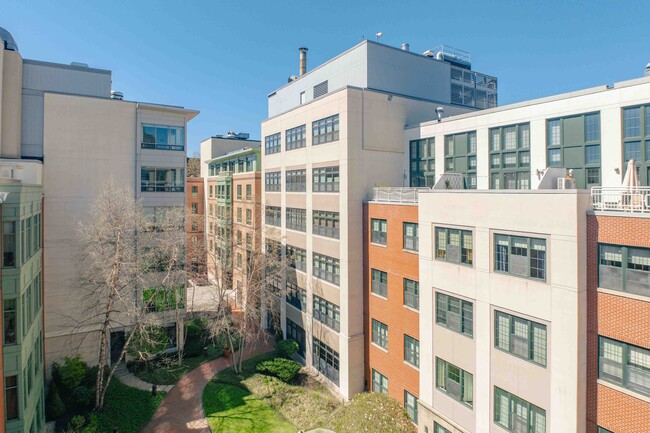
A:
[276,339,299,359]
[255,358,301,383]
[71,385,93,408]
[54,355,88,390]
[45,382,66,420]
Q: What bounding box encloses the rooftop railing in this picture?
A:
[591,187,650,214]
[369,187,430,203]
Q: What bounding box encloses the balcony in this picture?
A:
[368,187,430,203]
[591,187,650,214]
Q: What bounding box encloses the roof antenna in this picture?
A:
[375,32,383,43]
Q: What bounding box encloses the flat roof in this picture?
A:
[23,58,111,75]
[205,146,260,164]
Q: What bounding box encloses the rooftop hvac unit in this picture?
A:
[557,178,576,190]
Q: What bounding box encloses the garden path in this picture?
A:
[114,364,174,392]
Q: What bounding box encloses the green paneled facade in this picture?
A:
[445,131,477,189]
[622,104,650,186]
[409,138,435,187]
[489,123,531,189]
[1,184,44,433]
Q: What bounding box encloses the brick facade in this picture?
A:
[186,177,205,273]
[586,214,650,433]
[364,202,420,409]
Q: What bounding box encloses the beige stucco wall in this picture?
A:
[0,49,23,158]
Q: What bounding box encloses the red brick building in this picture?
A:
[186,176,206,273]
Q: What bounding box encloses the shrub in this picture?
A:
[128,326,170,360]
[276,339,299,359]
[256,358,301,383]
[45,382,66,420]
[55,355,88,390]
[71,385,93,408]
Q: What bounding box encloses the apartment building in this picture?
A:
[186,164,206,274]
[263,40,497,399]
[202,136,261,307]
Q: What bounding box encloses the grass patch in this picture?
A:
[129,350,222,385]
[326,392,416,433]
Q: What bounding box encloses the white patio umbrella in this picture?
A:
[622,159,639,191]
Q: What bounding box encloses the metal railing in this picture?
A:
[591,187,650,214]
[369,187,430,203]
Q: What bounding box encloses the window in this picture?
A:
[599,336,650,397]
[236,184,242,199]
[5,375,18,420]
[372,319,388,349]
[286,208,307,232]
[622,105,650,186]
[371,269,387,298]
[436,293,473,338]
[312,337,339,384]
[409,138,435,187]
[236,253,242,269]
[236,207,242,223]
[265,132,281,154]
[599,244,650,297]
[445,131,477,189]
[404,391,418,424]
[372,369,388,394]
[313,81,329,99]
[286,169,306,192]
[286,125,306,150]
[494,387,546,433]
[436,227,473,265]
[191,185,198,198]
[141,167,184,192]
[494,234,546,281]
[313,166,339,192]
[623,107,641,138]
[286,282,307,311]
[597,428,614,433]
[404,335,419,367]
[313,295,340,331]
[264,206,282,227]
[286,318,306,358]
[3,299,16,345]
[141,124,185,150]
[286,245,307,272]
[490,123,531,190]
[434,423,451,433]
[3,221,16,267]
[246,184,252,200]
[403,279,419,310]
[313,210,339,239]
[371,219,387,245]
[312,114,339,145]
[313,253,340,285]
[246,209,252,225]
[299,91,306,105]
[495,311,547,367]
[191,202,198,215]
[436,358,473,407]
[403,223,419,252]
[265,171,281,192]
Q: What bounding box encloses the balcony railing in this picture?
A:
[369,187,430,203]
[591,187,650,214]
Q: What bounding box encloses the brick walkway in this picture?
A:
[141,338,274,433]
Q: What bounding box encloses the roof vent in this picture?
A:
[110,90,123,100]
[70,62,89,68]
[423,50,435,58]
[401,43,410,52]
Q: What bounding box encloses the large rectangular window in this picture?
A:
[404,391,418,424]
[3,298,16,345]
[312,114,339,145]
[436,227,473,265]
[436,358,473,407]
[313,210,339,239]
[313,166,339,192]
[403,279,419,310]
[404,335,419,368]
[142,124,185,151]
[3,221,16,268]
[313,253,340,285]
[434,423,451,433]
[286,318,306,358]
[490,123,531,190]
[409,138,435,187]
[313,295,340,332]
[371,219,387,245]
[599,244,650,297]
[286,208,307,232]
[494,234,546,281]
[312,337,339,384]
[265,171,281,192]
[436,293,473,338]
[286,124,306,150]
[371,319,388,349]
[286,282,307,312]
[286,169,306,192]
[5,375,18,420]
[372,369,388,394]
[285,245,307,272]
[599,336,650,397]
[495,311,547,367]
[494,387,546,433]
[141,167,184,192]
[445,131,477,189]
[371,269,388,298]
[403,223,418,252]
[265,206,281,227]
[546,112,601,188]
[265,132,281,154]
[622,105,650,186]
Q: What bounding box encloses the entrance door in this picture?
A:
[110,331,126,365]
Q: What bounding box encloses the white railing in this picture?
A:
[591,187,650,214]
[369,187,430,203]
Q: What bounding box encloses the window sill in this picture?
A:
[403,305,420,313]
[370,242,387,248]
[597,379,650,404]
[371,342,388,353]
[597,287,650,303]
[404,361,419,371]
[370,292,388,301]
[402,249,419,255]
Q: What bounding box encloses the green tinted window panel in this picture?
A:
[622,105,650,186]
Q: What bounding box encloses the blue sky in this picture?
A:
[4,0,649,155]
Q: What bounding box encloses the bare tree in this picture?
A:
[77,181,186,409]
